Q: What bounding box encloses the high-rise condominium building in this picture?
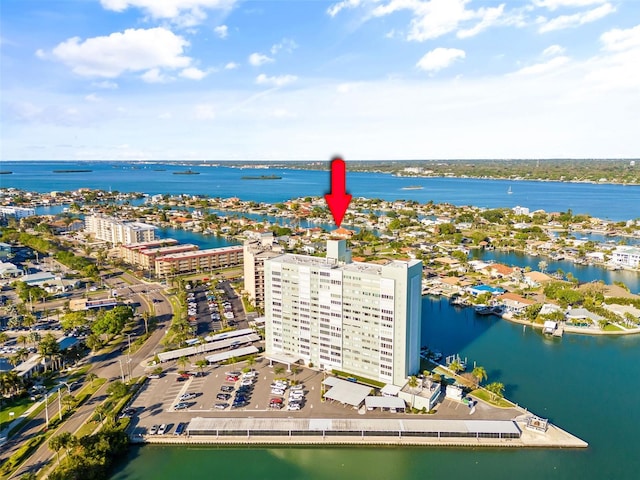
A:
[265,240,422,386]
[85,214,156,245]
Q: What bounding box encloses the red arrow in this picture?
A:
[324,157,352,228]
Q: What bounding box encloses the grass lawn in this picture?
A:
[604,324,623,331]
[471,389,514,408]
[1,396,33,427]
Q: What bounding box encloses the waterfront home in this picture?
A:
[497,292,536,315]
[611,246,640,268]
[540,304,564,316]
[602,303,640,323]
[566,308,605,327]
[484,263,514,278]
[467,284,505,297]
[523,271,553,287]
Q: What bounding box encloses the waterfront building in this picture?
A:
[0,261,21,278]
[264,239,422,386]
[120,241,197,270]
[85,214,156,245]
[243,234,283,309]
[118,239,179,265]
[611,246,640,268]
[513,206,530,216]
[0,206,36,219]
[154,245,243,277]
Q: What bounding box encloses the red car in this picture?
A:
[226,376,239,382]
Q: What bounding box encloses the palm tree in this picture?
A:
[471,366,488,387]
[0,332,8,345]
[49,434,64,464]
[246,355,257,371]
[177,356,189,372]
[95,404,107,423]
[62,394,75,412]
[485,382,505,401]
[142,311,151,335]
[87,372,98,386]
[538,260,548,273]
[195,359,208,375]
[407,375,420,391]
[274,365,285,379]
[448,359,464,374]
[290,366,302,385]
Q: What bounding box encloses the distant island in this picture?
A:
[53,169,93,173]
[173,169,200,175]
[401,185,424,190]
[241,175,282,180]
[0,171,12,175]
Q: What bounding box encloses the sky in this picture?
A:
[1,0,639,161]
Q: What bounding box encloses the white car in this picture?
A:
[290,385,304,391]
[271,388,285,396]
[158,424,167,435]
[242,371,257,379]
[149,424,159,435]
[241,379,253,386]
[287,403,301,411]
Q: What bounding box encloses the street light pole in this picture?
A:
[118,358,125,383]
[126,333,133,381]
[44,393,49,428]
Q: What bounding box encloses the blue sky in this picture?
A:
[1,0,639,161]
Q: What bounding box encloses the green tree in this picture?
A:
[472,366,488,387]
[38,333,60,372]
[274,365,285,378]
[448,359,464,374]
[177,356,189,372]
[407,375,420,390]
[106,380,129,399]
[485,382,505,401]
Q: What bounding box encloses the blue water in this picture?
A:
[112,297,640,479]
[3,161,640,220]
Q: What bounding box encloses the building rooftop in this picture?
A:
[156,245,242,260]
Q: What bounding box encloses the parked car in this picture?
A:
[174,402,189,410]
[287,403,301,411]
[214,403,229,410]
[226,376,239,382]
[158,424,168,435]
[148,373,162,379]
[216,393,231,400]
[290,385,304,391]
[220,385,235,392]
[271,388,285,396]
[174,423,186,435]
[179,392,197,401]
[149,424,159,435]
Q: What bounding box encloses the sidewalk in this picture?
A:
[0,386,62,446]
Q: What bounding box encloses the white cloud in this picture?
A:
[533,0,606,11]
[141,68,171,83]
[194,104,216,120]
[416,47,465,72]
[255,74,298,87]
[180,67,208,80]
[50,27,191,78]
[538,2,614,33]
[92,80,119,89]
[248,52,274,66]
[543,44,566,56]
[600,24,640,52]
[224,62,239,70]
[270,38,298,55]
[35,49,46,59]
[159,112,173,119]
[84,94,101,102]
[100,0,236,26]
[457,4,505,39]
[327,0,361,17]
[214,25,228,39]
[512,55,570,75]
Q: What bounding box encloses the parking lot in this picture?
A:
[126,358,384,437]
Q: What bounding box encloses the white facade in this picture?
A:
[85,214,156,245]
[512,206,530,216]
[0,206,36,218]
[265,240,422,386]
[612,246,640,268]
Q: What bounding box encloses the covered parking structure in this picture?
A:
[185,417,521,440]
[264,352,303,372]
[205,346,259,364]
[157,334,260,362]
[365,396,406,412]
[322,377,373,407]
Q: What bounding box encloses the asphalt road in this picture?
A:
[2,273,174,478]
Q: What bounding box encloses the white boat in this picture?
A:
[507,186,513,195]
